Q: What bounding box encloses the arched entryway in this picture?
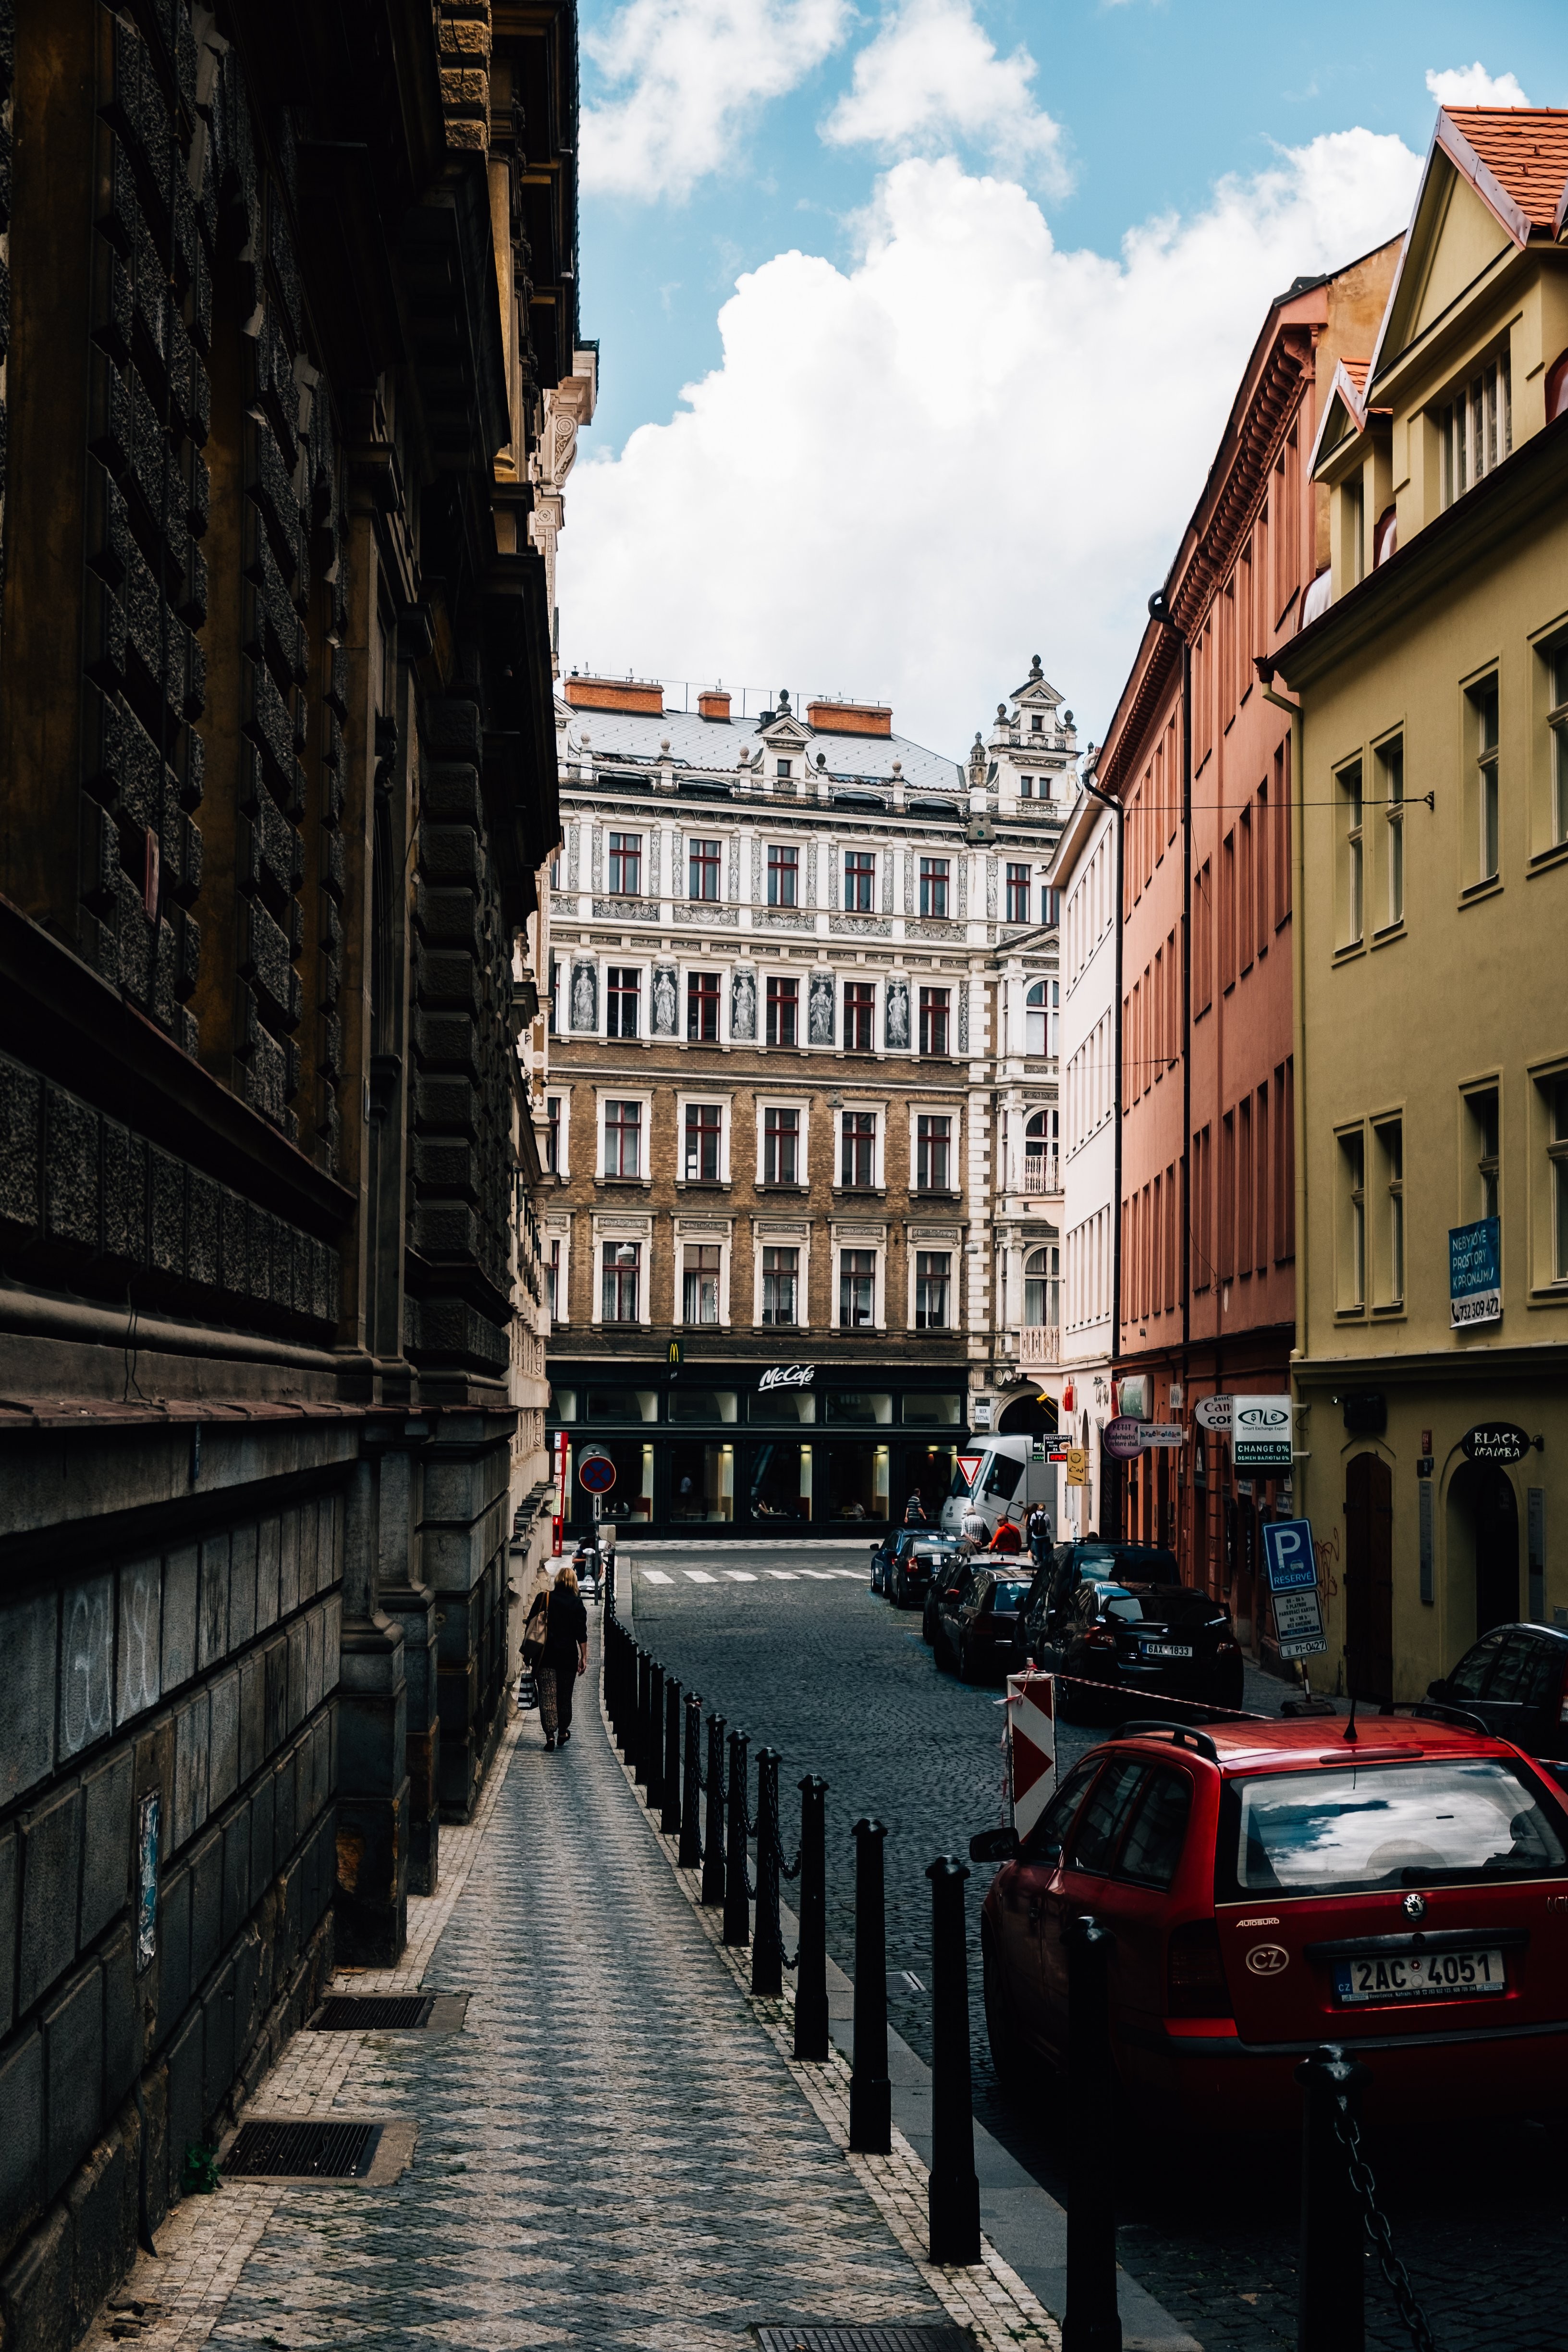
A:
[1344,1452,1394,1703]
[1447,1461,1519,1641]
[996,1394,1057,1436]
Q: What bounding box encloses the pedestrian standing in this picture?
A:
[961,1497,988,1553]
[518,1585,549,1711]
[538,1563,589,1750]
[1027,1502,1054,1571]
[903,1489,929,1527]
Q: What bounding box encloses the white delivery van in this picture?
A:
[940,1435,1058,1544]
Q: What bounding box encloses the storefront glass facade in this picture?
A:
[548,1362,969,1535]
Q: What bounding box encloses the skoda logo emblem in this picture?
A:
[1403,1892,1427,1920]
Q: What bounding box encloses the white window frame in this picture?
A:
[832,1230,886,1332]
[763,967,805,1048]
[754,1226,811,1332]
[908,1103,959,1197]
[596,1088,654,1183]
[675,1092,730,1185]
[842,973,880,1053]
[835,1100,885,1194]
[592,1220,653,1329]
[545,1215,571,1329]
[757,1096,810,1188]
[673,1219,732,1330]
[680,961,726,1045]
[907,1231,959,1332]
[604,961,650,1043]
[544,1090,570,1179]
[842,846,878,913]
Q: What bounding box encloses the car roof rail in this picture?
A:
[1409,1699,1491,1737]
[1118,1718,1220,1763]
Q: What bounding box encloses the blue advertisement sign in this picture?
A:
[1262,1519,1317,1593]
[1449,1216,1501,1329]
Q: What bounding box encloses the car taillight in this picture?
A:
[1166,1920,1234,2019]
[1085,1629,1115,1650]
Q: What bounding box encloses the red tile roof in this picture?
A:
[1440,107,1568,237]
[1340,357,1370,392]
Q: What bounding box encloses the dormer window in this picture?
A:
[1030,714,1043,733]
[1439,350,1511,510]
[777,758,792,779]
[1019,775,1033,797]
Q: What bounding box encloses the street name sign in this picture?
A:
[1449,1217,1501,1329]
[1261,1518,1327,1659]
[1233,1396,1293,1470]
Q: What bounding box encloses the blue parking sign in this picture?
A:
[1262,1519,1317,1593]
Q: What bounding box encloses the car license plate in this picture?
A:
[1140,1642,1193,1658]
[1333,1948,1507,2004]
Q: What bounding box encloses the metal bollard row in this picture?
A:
[751,1748,784,1997]
[701,1713,727,1906]
[679,1690,704,1869]
[723,1727,751,1946]
[662,1675,684,1839]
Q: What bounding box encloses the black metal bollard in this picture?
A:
[926,1855,981,2266]
[723,1728,751,1946]
[1296,2045,1369,2352]
[700,1713,727,1905]
[849,1818,891,2153]
[794,1776,829,2061]
[607,1616,624,1735]
[680,1690,704,1869]
[1064,1915,1122,2352]
[646,1662,666,1806]
[751,1748,784,1997]
[632,1649,649,1775]
[662,1675,683,1838]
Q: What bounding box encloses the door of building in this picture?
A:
[1344,1452,1394,1703]
[1449,1461,1520,1639]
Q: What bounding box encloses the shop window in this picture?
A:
[766,976,799,1046]
[844,981,875,1051]
[919,858,949,918]
[919,988,950,1057]
[608,833,642,894]
[767,844,798,906]
[601,1242,642,1324]
[901,1393,962,1425]
[761,1245,799,1325]
[915,1250,951,1328]
[902,1445,956,1521]
[546,1387,577,1423]
[823,1444,889,1522]
[844,851,875,911]
[749,1385,816,1423]
[749,1441,812,1522]
[668,1389,739,1423]
[585,1386,656,1421]
[841,1111,876,1188]
[763,1106,800,1185]
[670,1442,733,1523]
[916,1115,952,1192]
[688,838,721,901]
[604,1099,642,1178]
[607,967,641,1039]
[825,1389,893,1423]
[687,971,720,1041]
[684,1102,722,1182]
[682,1243,721,1325]
[839,1250,876,1330]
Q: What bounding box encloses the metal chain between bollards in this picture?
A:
[1331,2100,1442,2352]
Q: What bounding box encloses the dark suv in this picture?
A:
[933,1566,1035,1683]
[870,1527,957,1600]
[1430,1622,1568,1762]
[1033,1580,1244,1717]
[1018,1540,1180,1665]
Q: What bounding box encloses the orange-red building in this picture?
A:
[1098,244,1398,1655]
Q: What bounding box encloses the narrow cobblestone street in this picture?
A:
[626,1544,1568,2352]
[86,1620,980,2352]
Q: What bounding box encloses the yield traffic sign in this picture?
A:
[956,1453,984,1491]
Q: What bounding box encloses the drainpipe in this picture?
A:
[1149,593,1192,1569]
[1077,764,1124,1535]
[1257,660,1307,1376]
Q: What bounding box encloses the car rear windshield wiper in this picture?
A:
[1398,1859,1549,1884]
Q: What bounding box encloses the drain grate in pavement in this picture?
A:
[224,2120,380,2179]
[311,1996,434,2031]
[756,2330,977,2351]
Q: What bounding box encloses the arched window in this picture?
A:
[1024,1110,1057,1195]
[1024,1244,1059,1329]
[1026,979,1058,1056]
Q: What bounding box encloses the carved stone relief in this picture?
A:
[885,977,910,1049]
[651,965,678,1035]
[808,971,834,1044]
[731,966,757,1040]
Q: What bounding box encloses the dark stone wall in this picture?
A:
[0,1479,343,2352]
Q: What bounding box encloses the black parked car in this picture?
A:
[923,1548,1001,1644]
[893,1533,962,1610]
[933,1566,1036,1683]
[1018,1540,1180,1663]
[1031,1580,1244,1718]
[870,1525,948,1597]
[1429,1621,1568,1761]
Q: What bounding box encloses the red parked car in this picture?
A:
[973,1712,1568,2132]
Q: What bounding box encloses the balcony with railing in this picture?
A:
[1017,1325,1061,1370]
[1019,1154,1060,1197]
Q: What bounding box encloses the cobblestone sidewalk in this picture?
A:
[85,1620,1038,2351]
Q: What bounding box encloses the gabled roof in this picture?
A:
[1011,657,1063,705]
[1441,107,1568,242]
[1308,355,1373,476]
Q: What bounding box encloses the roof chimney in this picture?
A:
[697,687,732,722]
[806,698,892,738]
[563,674,665,717]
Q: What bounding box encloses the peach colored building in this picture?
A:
[1097,243,1399,1654]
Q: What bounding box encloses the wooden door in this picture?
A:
[1344,1452,1394,1703]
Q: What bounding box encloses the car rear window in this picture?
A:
[989,1580,1031,1610]
[1102,1589,1224,1626]
[1223,1759,1568,1899]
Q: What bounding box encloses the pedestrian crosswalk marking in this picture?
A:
[765,1570,798,1580]
[798,1569,837,1580]
[683,1569,717,1582]
[723,1570,758,1581]
[640,1568,674,1584]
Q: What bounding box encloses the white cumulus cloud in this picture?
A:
[559,131,1422,752]
[580,0,851,202]
[821,0,1068,186]
[1424,62,1531,109]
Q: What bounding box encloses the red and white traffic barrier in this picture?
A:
[1002,1669,1269,1830]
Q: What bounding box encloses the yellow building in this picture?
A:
[1274,106,1568,1702]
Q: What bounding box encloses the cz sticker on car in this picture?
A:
[1333,1948,1507,2003]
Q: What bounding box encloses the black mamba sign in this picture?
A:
[1460,1423,1531,1465]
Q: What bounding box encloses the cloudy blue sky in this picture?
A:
[556,3,1562,755]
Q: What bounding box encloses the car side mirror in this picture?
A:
[968,1825,1020,1863]
[1427,1678,1448,1700]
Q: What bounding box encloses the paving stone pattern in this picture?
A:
[88,1622,974,2352]
[629,1546,1568,2352]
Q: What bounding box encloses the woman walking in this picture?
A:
[538,1562,589,1750]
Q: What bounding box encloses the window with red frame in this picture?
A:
[766,976,798,1046]
[683,1102,721,1182]
[844,851,875,911]
[841,1111,876,1188]
[686,970,720,1041]
[1005,863,1030,923]
[844,980,875,1051]
[919,987,950,1056]
[607,832,642,894]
